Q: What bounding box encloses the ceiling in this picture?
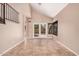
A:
[31,3,68,18]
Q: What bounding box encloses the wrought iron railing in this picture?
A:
[5,3,19,23]
[0,3,5,24]
[0,3,19,24]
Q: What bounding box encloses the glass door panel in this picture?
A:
[33,23,47,38]
[34,24,39,37]
[41,24,46,35]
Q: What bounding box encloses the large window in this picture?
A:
[48,23,53,34]
[53,21,58,36]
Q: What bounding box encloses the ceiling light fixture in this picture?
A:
[38,3,42,5]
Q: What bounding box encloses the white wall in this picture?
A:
[0,3,31,54]
[28,9,53,39]
[55,3,79,55]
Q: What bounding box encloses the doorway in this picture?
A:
[33,23,47,38]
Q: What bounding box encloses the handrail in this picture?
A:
[5,3,19,14]
[0,3,5,24]
[0,3,19,24]
[5,3,19,23]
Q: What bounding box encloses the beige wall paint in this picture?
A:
[0,3,31,54]
[28,9,53,39]
[55,3,79,55]
[9,3,31,18]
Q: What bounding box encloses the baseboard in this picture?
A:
[0,40,24,56]
[56,40,78,56]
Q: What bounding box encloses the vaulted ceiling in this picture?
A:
[31,3,68,18]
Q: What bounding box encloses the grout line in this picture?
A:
[0,40,24,56]
[56,40,78,56]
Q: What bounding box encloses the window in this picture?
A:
[48,23,53,34]
[53,21,58,36]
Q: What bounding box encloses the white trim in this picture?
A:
[33,23,47,38]
[56,40,78,56]
[0,40,24,56]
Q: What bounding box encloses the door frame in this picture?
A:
[33,23,47,38]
